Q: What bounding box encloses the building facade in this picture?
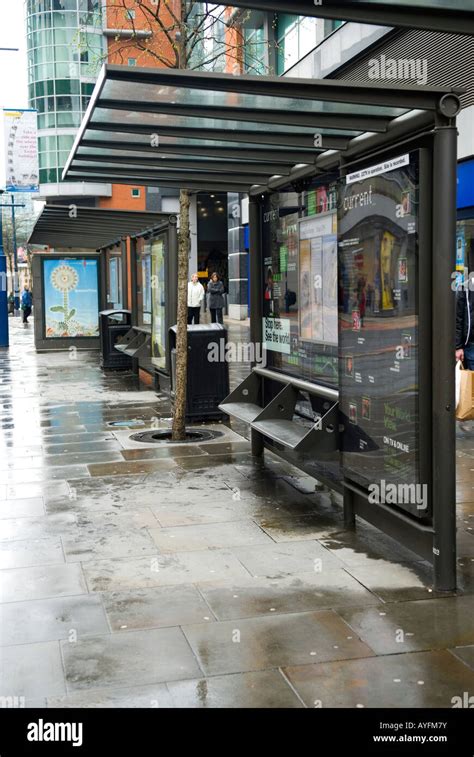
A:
[26,0,108,201]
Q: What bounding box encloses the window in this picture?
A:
[244,24,265,75]
[131,188,141,198]
[276,14,318,74]
[128,57,136,67]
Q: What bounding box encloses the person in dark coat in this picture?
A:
[21,285,33,325]
[456,282,474,369]
[207,272,225,324]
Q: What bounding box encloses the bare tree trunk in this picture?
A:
[171,187,190,440]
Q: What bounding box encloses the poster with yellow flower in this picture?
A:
[43,258,99,338]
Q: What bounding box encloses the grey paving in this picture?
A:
[284,650,474,708]
[167,670,303,708]
[61,628,202,690]
[0,641,66,699]
[102,585,215,631]
[0,317,473,708]
[0,595,109,645]
[182,610,375,676]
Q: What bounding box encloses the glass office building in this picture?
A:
[26,0,105,193]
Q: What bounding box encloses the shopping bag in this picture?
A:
[455,360,462,409]
[456,362,474,421]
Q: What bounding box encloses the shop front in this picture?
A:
[457,157,474,274]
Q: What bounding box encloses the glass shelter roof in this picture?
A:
[63,65,464,193]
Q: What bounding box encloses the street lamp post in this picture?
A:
[0,191,8,348]
[0,194,26,316]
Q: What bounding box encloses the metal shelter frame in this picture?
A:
[61,64,463,591]
[28,206,172,250]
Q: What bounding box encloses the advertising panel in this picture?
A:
[338,151,421,514]
[43,258,99,338]
[3,109,39,192]
[151,235,167,370]
[261,192,339,387]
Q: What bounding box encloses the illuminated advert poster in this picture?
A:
[43,258,99,338]
[151,235,167,370]
[338,151,421,515]
[261,191,339,387]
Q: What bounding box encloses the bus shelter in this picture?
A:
[62,63,462,590]
[29,205,174,355]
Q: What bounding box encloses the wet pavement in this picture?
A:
[0,316,473,708]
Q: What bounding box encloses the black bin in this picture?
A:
[169,323,229,420]
[99,309,132,369]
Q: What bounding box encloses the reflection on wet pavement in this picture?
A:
[0,318,473,708]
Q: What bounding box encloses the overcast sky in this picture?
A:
[0,0,28,110]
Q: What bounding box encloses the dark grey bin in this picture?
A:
[99,309,133,369]
[169,323,229,420]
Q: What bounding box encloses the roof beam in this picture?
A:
[79,138,318,165]
[87,121,351,150]
[68,164,271,185]
[105,63,463,111]
[67,173,253,192]
[97,98,386,133]
[72,154,295,176]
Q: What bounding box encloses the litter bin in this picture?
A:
[99,309,133,369]
[169,323,229,420]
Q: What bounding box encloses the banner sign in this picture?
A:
[4,109,39,193]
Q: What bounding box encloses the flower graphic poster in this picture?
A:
[43,258,99,338]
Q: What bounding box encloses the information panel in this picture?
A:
[338,151,421,512]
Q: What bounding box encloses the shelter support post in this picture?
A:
[249,196,264,457]
[343,486,356,530]
[432,118,457,592]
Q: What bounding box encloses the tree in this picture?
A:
[83,1,269,439]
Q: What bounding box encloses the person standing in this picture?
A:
[21,285,33,326]
[456,282,474,368]
[207,272,225,324]
[187,273,205,325]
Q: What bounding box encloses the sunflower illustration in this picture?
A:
[49,264,79,336]
[51,265,78,293]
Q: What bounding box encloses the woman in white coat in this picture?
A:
[187,273,205,325]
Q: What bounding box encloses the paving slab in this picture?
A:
[0,563,87,603]
[83,550,252,593]
[0,641,66,699]
[0,594,109,645]
[148,520,272,553]
[167,670,303,708]
[182,610,375,676]
[284,650,474,708]
[0,537,64,569]
[48,683,174,708]
[338,596,474,654]
[196,571,380,621]
[103,585,215,631]
[61,628,202,690]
